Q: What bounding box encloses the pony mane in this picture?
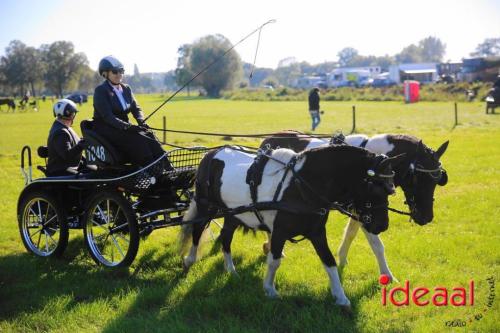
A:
[304,143,375,159]
[270,147,298,161]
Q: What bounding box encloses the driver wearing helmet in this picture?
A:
[92,55,167,167]
[47,99,89,176]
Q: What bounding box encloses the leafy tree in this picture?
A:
[337,47,359,67]
[175,44,194,95]
[77,66,101,93]
[274,62,302,86]
[180,35,242,97]
[396,44,423,63]
[0,40,43,96]
[419,36,446,62]
[163,70,178,90]
[277,57,297,68]
[470,37,500,57]
[242,63,274,87]
[396,37,446,63]
[40,41,88,97]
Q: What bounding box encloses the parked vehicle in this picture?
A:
[65,93,88,104]
[372,78,397,87]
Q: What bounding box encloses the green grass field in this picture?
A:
[0,96,499,332]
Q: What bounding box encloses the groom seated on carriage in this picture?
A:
[46,99,90,176]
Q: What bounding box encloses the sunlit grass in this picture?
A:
[0,96,499,332]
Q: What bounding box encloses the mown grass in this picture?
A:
[0,96,499,332]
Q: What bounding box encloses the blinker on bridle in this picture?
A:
[409,162,444,180]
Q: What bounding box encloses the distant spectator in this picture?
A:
[308,87,321,131]
[494,75,500,89]
[20,90,30,106]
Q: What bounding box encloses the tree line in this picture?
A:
[1,36,498,99]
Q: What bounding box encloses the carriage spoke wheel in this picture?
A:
[18,191,68,257]
[84,191,139,268]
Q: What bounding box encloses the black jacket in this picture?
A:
[47,120,83,175]
[93,81,145,130]
[308,89,320,110]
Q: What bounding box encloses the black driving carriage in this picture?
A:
[17,120,207,267]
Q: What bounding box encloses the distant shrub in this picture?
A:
[222,82,492,102]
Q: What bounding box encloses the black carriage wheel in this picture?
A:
[83,191,139,268]
[18,190,68,257]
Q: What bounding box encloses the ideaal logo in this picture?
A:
[379,275,495,328]
[379,275,474,306]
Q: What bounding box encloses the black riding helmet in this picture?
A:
[98,56,124,76]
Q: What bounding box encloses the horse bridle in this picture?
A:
[401,158,447,220]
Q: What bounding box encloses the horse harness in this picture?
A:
[244,147,392,235]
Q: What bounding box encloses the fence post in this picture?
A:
[453,102,458,128]
[163,116,167,144]
[350,105,356,133]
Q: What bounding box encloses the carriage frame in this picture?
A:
[17,124,210,268]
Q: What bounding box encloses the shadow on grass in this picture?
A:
[100,244,404,333]
[0,236,183,320]
[0,234,409,333]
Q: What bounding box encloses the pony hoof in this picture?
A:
[182,259,192,274]
[264,289,280,299]
[380,273,398,283]
[339,305,353,317]
[226,269,239,277]
[262,243,270,255]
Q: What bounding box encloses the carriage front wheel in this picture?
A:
[18,190,69,257]
[83,191,139,268]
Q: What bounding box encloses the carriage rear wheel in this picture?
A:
[18,191,68,257]
[83,191,139,268]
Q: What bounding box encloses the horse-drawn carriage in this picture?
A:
[17,119,451,308]
[18,120,208,267]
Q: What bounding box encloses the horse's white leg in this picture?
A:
[223,251,237,275]
[183,245,198,271]
[361,228,398,283]
[324,265,351,307]
[263,252,281,298]
[338,218,361,267]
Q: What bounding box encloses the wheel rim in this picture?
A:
[22,197,61,256]
[86,198,131,267]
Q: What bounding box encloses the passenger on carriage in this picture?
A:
[92,55,171,169]
[46,99,89,176]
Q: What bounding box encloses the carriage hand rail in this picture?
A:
[21,146,32,185]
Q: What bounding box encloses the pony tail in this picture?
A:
[177,200,197,256]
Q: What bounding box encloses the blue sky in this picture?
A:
[1,0,499,73]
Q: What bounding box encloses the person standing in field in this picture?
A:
[308,87,321,131]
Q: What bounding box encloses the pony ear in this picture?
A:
[434,141,449,160]
[377,153,406,170]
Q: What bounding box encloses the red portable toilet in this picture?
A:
[404,80,420,103]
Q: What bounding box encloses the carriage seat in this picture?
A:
[36,146,49,175]
[80,120,126,167]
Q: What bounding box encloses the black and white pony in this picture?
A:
[0,98,16,111]
[178,145,404,309]
[260,131,449,282]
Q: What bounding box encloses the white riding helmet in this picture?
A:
[53,99,78,118]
